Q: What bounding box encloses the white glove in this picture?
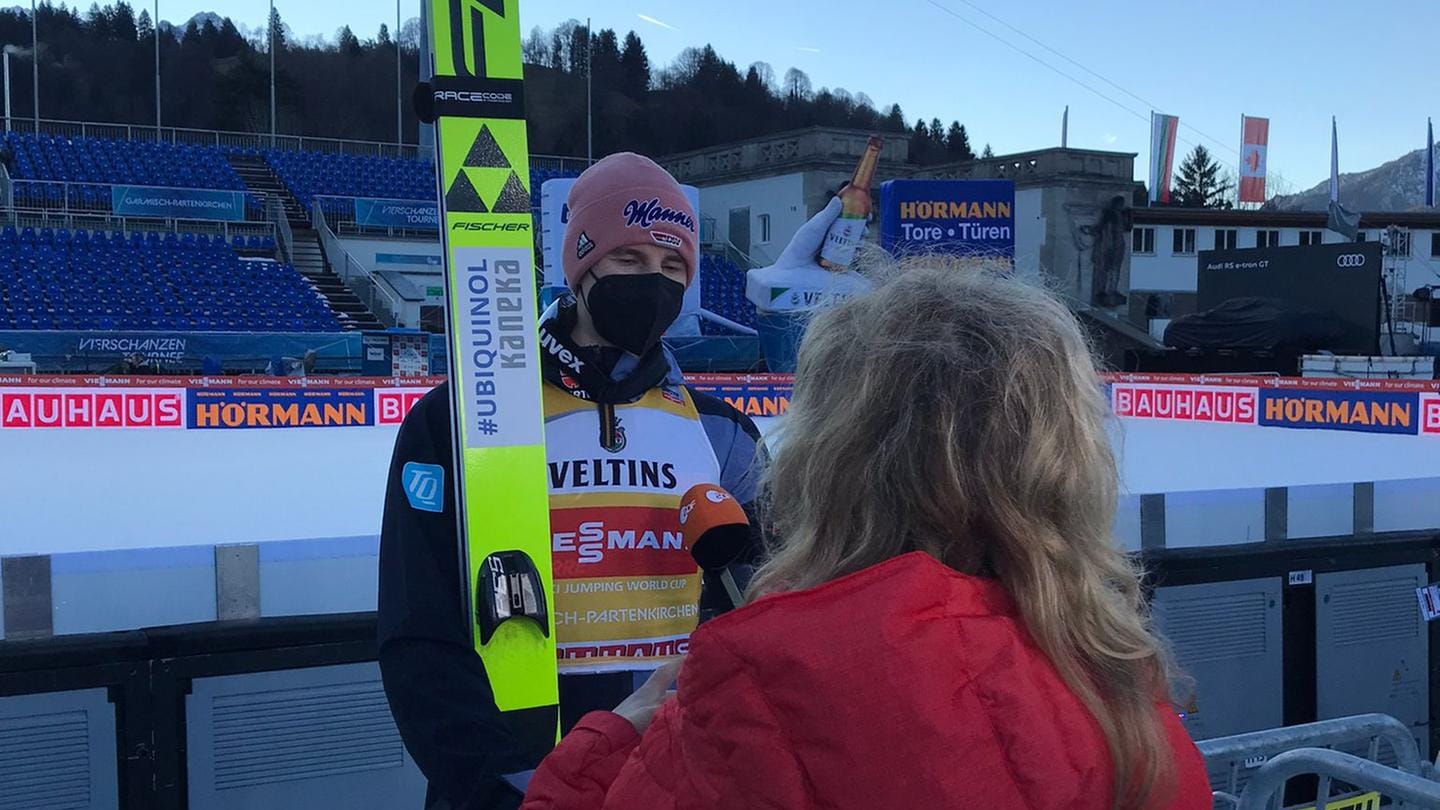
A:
[746,198,874,313]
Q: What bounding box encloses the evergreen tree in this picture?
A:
[267,6,286,50]
[0,7,963,163]
[619,31,650,96]
[981,143,994,158]
[1172,144,1235,208]
[945,121,973,160]
[884,104,905,132]
[911,119,932,164]
[590,28,620,90]
[337,25,361,57]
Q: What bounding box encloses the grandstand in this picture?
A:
[0,225,336,332]
[4,133,262,218]
[263,150,433,207]
[698,250,758,334]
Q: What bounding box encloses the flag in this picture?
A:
[1238,115,1269,203]
[1329,116,1339,203]
[1327,117,1360,239]
[1427,117,1435,208]
[1061,105,1069,149]
[1148,112,1179,204]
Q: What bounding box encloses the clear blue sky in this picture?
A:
[163,0,1433,192]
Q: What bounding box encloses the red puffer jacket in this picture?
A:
[522,552,1211,810]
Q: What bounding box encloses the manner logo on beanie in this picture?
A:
[562,152,699,289]
[623,198,696,233]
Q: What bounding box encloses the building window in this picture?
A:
[1299,230,1324,246]
[1213,229,1237,250]
[1355,231,1368,242]
[1172,228,1196,255]
[758,214,772,244]
[1132,226,1155,255]
[1385,230,1411,257]
[1431,233,1440,258]
[1255,229,1280,248]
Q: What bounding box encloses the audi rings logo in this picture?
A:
[1336,254,1367,268]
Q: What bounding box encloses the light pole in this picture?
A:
[3,48,12,133]
[585,17,591,162]
[395,0,402,145]
[268,0,276,146]
[154,0,160,133]
[30,0,37,133]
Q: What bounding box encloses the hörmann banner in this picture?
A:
[1196,241,1383,355]
[878,179,1016,261]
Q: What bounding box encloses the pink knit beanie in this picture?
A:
[562,152,698,288]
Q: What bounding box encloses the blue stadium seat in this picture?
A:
[0,229,345,334]
[3,133,249,210]
[699,251,758,334]
[261,150,437,214]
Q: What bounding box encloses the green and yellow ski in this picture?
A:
[426,0,557,762]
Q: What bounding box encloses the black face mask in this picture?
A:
[581,271,686,355]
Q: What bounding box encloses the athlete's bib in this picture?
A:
[544,381,720,674]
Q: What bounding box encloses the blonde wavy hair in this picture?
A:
[750,260,1176,809]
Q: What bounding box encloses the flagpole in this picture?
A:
[269,0,276,147]
[1427,116,1435,209]
[1329,116,1338,204]
[1061,105,1067,149]
[1147,110,1155,206]
[585,16,592,163]
[395,0,402,145]
[1240,114,1246,209]
[154,0,160,134]
[30,0,38,133]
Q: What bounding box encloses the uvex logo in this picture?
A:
[1336,254,1366,268]
[540,330,584,373]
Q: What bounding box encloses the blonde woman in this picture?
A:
[522,263,1211,810]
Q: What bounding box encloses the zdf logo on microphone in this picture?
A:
[1336,254,1366,268]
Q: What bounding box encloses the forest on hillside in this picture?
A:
[0,4,988,163]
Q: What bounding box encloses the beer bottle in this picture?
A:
[818,135,883,269]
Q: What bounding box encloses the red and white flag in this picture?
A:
[1239,115,1269,203]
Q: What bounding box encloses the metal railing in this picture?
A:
[266,195,294,264]
[2,115,591,169]
[312,194,437,239]
[1236,748,1440,810]
[312,201,402,328]
[1,207,274,245]
[6,178,265,221]
[6,115,430,160]
[1198,714,1435,809]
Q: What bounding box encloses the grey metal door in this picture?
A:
[187,662,426,810]
[728,207,751,259]
[1152,577,1284,741]
[1316,564,1430,759]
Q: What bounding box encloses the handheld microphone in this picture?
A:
[679,483,750,608]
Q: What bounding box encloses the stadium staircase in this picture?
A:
[226,152,382,331]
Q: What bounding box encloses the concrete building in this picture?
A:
[660,127,1148,352]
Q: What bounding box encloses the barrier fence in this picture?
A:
[1,116,592,170]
